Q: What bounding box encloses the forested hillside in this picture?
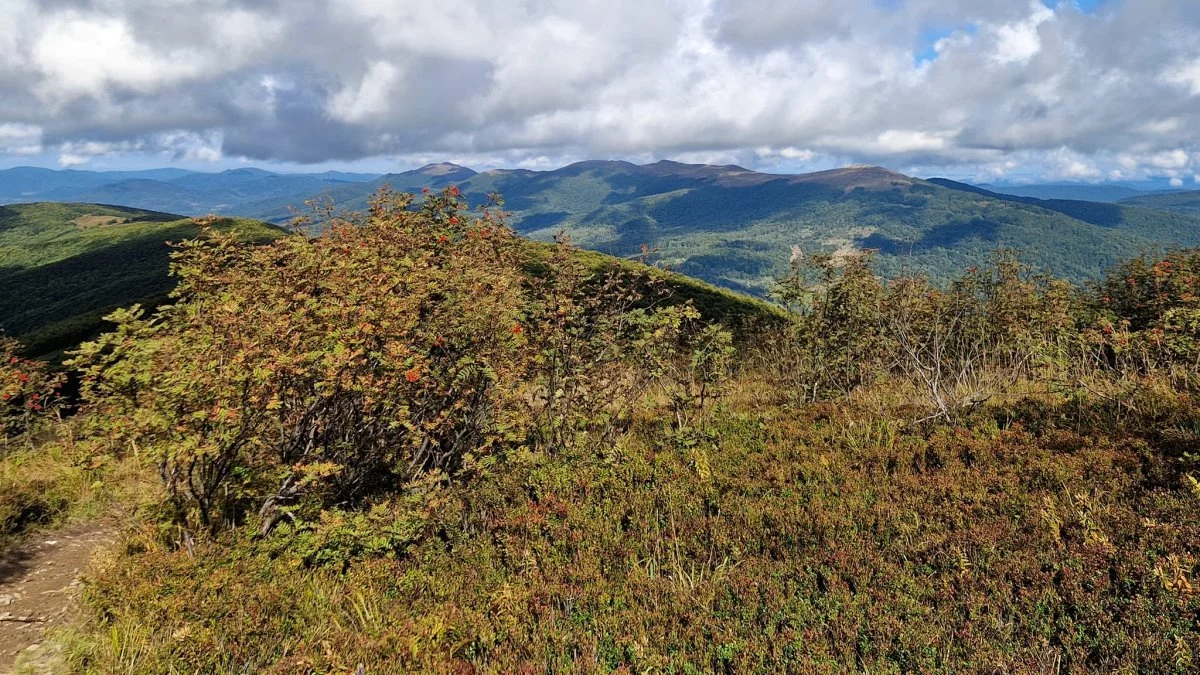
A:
[1121,190,1200,216]
[299,162,1200,294]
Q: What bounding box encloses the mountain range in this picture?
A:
[5,161,1200,296]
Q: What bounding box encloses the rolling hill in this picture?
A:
[6,162,1200,296]
[980,183,1146,202]
[1119,190,1200,216]
[0,203,283,357]
[272,161,1200,294]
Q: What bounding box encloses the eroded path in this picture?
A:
[0,521,114,674]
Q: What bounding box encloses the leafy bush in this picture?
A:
[633,304,735,431]
[0,336,63,444]
[771,250,1073,420]
[772,250,887,400]
[883,253,1073,420]
[71,188,535,534]
[69,188,729,538]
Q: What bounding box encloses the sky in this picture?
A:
[2,0,1200,185]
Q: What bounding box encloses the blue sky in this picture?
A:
[2,0,1199,186]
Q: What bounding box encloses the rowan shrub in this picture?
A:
[70,188,534,534]
[773,250,886,401]
[0,336,64,444]
[520,235,668,448]
[68,188,732,539]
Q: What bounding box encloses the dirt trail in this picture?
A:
[0,521,114,674]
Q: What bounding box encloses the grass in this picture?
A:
[40,376,1200,673]
[0,435,131,556]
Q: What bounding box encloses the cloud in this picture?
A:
[327,61,404,124]
[989,2,1053,65]
[0,0,1199,182]
[57,153,87,167]
[0,123,42,155]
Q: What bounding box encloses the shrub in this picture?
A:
[771,249,1073,419]
[0,336,64,445]
[71,187,533,534]
[884,253,1074,420]
[773,250,886,401]
[632,304,735,431]
[520,235,667,448]
[69,188,727,539]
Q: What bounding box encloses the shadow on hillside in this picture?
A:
[1034,199,1126,228]
[513,211,572,233]
[860,218,1000,254]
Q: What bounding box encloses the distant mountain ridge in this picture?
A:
[5,161,1200,295]
[0,165,380,219]
[1118,190,1200,216]
[980,183,1144,203]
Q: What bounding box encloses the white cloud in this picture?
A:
[155,131,224,163]
[990,3,1053,65]
[57,153,87,167]
[1150,149,1190,170]
[875,130,948,153]
[756,146,817,161]
[0,0,1198,182]
[0,123,42,155]
[1163,59,1200,96]
[1171,177,1184,187]
[327,61,403,124]
[28,7,280,106]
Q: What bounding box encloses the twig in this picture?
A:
[0,614,46,623]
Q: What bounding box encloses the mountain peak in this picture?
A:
[416,162,476,177]
[221,167,275,177]
[791,165,921,190]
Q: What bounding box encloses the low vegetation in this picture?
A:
[2,187,1198,672]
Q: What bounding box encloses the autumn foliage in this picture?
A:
[0,336,62,443]
[68,187,731,534]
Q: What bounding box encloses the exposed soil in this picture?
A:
[0,521,114,674]
[71,215,129,229]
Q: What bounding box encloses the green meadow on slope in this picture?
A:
[0,203,283,357]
